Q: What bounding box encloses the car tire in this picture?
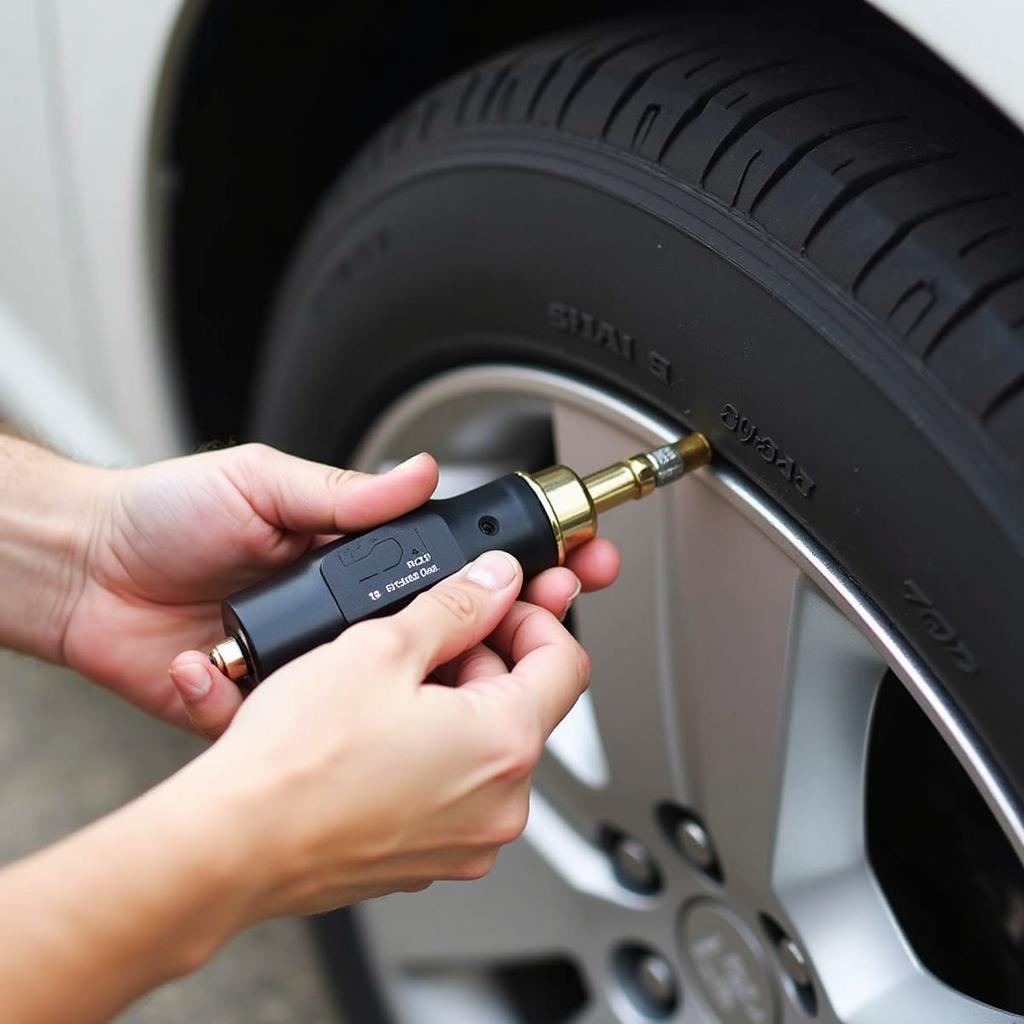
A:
[252,5,1024,1019]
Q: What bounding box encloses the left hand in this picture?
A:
[64,444,619,730]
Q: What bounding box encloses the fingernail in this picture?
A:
[466,550,519,590]
[563,578,582,618]
[171,662,212,701]
[390,453,425,472]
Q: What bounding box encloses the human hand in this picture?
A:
[63,444,618,729]
[185,550,591,913]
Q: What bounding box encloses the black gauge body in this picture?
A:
[222,473,556,682]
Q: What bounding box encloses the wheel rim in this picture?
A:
[349,364,1024,1024]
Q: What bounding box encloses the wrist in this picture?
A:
[181,735,357,922]
[0,436,112,663]
[159,749,283,939]
[103,757,272,977]
[0,756,274,1022]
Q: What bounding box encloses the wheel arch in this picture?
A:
[867,0,1024,135]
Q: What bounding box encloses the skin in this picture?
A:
[0,435,620,1023]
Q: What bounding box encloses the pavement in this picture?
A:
[0,651,340,1023]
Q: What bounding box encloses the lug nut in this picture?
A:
[615,944,678,1018]
[778,935,812,989]
[675,817,716,871]
[635,952,676,1009]
[610,835,661,893]
[762,914,819,1016]
[657,804,723,881]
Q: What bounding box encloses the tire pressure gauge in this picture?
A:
[210,434,711,684]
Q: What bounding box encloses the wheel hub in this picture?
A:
[682,902,775,1024]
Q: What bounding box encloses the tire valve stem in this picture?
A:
[209,433,711,685]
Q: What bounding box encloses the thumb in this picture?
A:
[169,650,244,740]
[339,550,524,679]
[225,444,440,536]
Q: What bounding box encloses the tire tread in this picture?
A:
[348,9,1024,468]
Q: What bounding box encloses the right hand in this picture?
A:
[186,550,591,917]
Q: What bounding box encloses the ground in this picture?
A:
[0,651,339,1023]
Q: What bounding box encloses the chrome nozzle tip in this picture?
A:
[648,433,712,487]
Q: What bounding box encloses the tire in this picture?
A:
[252,4,1024,1019]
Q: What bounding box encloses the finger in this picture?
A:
[434,642,508,688]
[564,537,620,592]
[226,444,439,535]
[523,567,581,621]
[168,650,244,740]
[469,602,591,737]
[355,550,523,678]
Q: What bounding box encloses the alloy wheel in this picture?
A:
[347,364,1024,1024]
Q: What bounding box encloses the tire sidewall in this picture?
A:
[256,139,1024,809]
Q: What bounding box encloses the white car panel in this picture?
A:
[0,0,124,459]
[0,0,186,462]
[45,0,187,461]
[870,0,1024,131]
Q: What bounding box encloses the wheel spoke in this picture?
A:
[658,473,800,891]
[771,587,888,892]
[547,403,692,821]
[523,790,656,910]
[531,747,608,854]
[535,687,613,843]
[545,690,610,789]
[569,1002,625,1024]
[784,864,1018,1024]
[848,976,1019,1024]
[390,972,520,1023]
[659,473,887,898]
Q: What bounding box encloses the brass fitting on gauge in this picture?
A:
[209,635,250,681]
[516,432,711,562]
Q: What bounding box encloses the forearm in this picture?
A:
[0,757,263,1024]
[0,434,107,662]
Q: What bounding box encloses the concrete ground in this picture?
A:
[0,651,340,1023]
